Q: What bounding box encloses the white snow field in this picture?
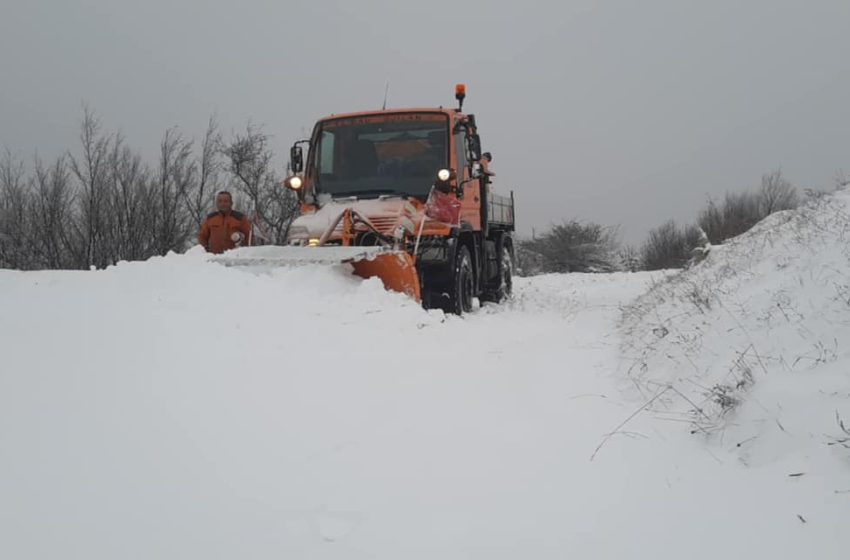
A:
[2,192,849,559]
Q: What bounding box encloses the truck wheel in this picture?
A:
[500,245,514,299]
[482,244,514,303]
[449,245,474,315]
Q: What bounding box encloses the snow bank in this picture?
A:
[620,189,850,522]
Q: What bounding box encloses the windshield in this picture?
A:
[312,113,449,199]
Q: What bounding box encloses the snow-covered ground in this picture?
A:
[1,192,849,559]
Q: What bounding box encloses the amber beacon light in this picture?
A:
[455,83,466,111]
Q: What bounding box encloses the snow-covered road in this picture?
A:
[1,232,847,558]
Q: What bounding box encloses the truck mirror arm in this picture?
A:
[289,139,311,174]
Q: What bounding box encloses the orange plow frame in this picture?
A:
[207,208,423,302]
[335,208,422,302]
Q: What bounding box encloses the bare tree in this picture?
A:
[640,220,703,270]
[1,109,302,270]
[69,107,113,268]
[105,138,152,261]
[758,169,797,215]
[514,240,545,276]
[222,124,298,244]
[698,191,759,244]
[618,244,642,272]
[0,150,32,269]
[151,127,196,254]
[31,155,75,269]
[223,124,271,209]
[184,116,222,230]
[518,220,620,274]
[260,184,299,244]
[720,191,760,239]
[698,170,798,244]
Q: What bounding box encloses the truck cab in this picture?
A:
[283,86,515,314]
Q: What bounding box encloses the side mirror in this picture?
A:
[467,134,482,162]
[290,145,303,173]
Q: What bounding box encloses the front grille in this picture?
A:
[368,216,398,234]
[333,215,398,235]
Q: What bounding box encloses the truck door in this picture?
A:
[455,130,481,230]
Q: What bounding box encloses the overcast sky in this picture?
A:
[2,0,849,242]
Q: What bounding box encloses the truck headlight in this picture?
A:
[282,176,303,190]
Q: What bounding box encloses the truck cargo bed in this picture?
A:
[487,191,515,229]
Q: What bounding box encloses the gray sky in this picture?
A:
[2,0,849,242]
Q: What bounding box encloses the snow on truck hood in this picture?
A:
[289,196,421,239]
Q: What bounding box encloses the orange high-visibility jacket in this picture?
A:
[199,210,252,254]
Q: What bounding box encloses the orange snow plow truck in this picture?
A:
[214,85,515,315]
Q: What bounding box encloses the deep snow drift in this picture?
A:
[1,192,849,559]
[621,191,850,467]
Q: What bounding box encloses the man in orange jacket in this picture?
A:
[199,191,252,253]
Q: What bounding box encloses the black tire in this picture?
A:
[482,244,514,304]
[500,245,514,299]
[448,245,475,315]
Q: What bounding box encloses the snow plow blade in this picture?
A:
[207,246,421,302]
[349,251,420,301]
